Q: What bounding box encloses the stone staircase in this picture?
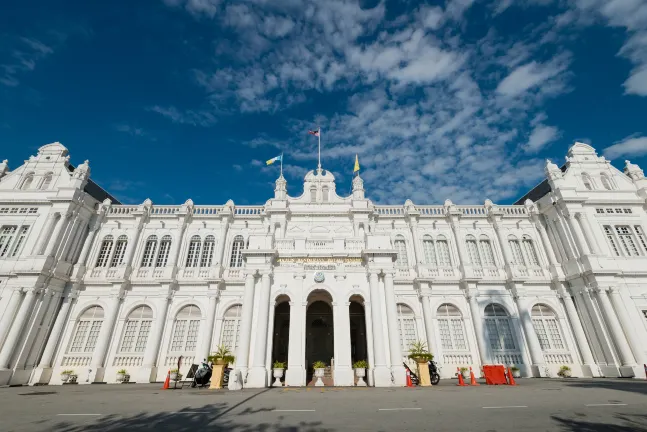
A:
[306,366,334,386]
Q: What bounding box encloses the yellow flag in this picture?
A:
[353,154,360,173]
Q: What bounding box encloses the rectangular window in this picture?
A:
[605,209,614,214]
[120,321,138,352]
[604,226,620,256]
[135,320,151,353]
[614,208,623,214]
[84,321,103,352]
[545,319,565,350]
[634,226,647,253]
[437,241,451,266]
[596,209,604,214]
[615,226,640,256]
[0,226,17,257]
[499,319,516,350]
[532,319,551,350]
[69,321,89,352]
[221,318,240,352]
[170,321,187,351]
[9,226,29,257]
[450,319,467,350]
[508,240,525,265]
[480,241,496,266]
[623,209,632,214]
[466,240,481,267]
[438,319,452,350]
[185,320,200,351]
[485,319,501,350]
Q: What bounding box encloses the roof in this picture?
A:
[513,164,567,205]
[68,164,122,205]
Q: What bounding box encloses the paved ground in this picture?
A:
[1,378,647,431]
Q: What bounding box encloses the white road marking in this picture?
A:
[378,408,422,411]
[585,404,628,407]
[169,411,210,414]
[273,409,316,412]
[482,406,528,409]
[56,414,101,416]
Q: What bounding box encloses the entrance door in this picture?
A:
[305,301,334,368]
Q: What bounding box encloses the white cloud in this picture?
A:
[147,105,218,126]
[525,124,560,153]
[603,136,647,159]
[0,37,54,87]
[496,55,570,97]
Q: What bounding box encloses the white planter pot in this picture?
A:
[559,369,572,378]
[314,368,325,387]
[512,370,521,378]
[68,375,78,384]
[170,372,179,381]
[273,368,284,387]
[60,374,70,383]
[354,368,367,387]
[461,371,470,380]
[116,373,125,382]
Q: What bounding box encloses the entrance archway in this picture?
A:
[349,296,368,365]
[305,290,334,385]
[272,296,290,367]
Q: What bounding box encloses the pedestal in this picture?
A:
[417,362,431,387]
[355,369,367,387]
[372,366,393,387]
[314,369,325,387]
[31,367,54,385]
[391,364,407,386]
[245,366,269,388]
[210,365,225,389]
[135,367,157,384]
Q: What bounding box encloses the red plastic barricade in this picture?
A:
[483,365,507,385]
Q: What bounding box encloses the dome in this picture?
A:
[304,168,335,182]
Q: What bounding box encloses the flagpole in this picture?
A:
[318,127,321,170]
[280,152,283,176]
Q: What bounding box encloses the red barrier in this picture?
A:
[483,365,507,385]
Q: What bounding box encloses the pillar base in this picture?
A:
[599,365,621,377]
[0,369,13,385]
[619,365,638,378]
[31,367,54,385]
[372,366,393,387]
[135,366,158,383]
[390,364,407,386]
[285,366,306,387]
[245,367,269,388]
[333,366,354,386]
[88,367,106,383]
[579,364,601,378]
[227,369,244,390]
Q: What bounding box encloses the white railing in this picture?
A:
[153,268,165,278]
[226,268,242,279]
[396,268,411,278]
[306,239,333,250]
[492,353,524,365]
[473,268,484,277]
[113,355,144,367]
[137,268,150,278]
[182,268,195,278]
[150,206,179,215]
[442,353,473,365]
[235,206,263,216]
[544,353,573,364]
[61,355,92,367]
[375,206,404,216]
[106,268,118,278]
[198,269,211,278]
[193,206,222,215]
[501,206,527,216]
[108,206,138,215]
[275,239,295,250]
[416,206,444,215]
[90,268,103,278]
[458,206,487,216]
[344,239,364,251]
[165,355,195,367]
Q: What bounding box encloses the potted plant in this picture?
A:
[60,370,74,383]
[170,368,181,381]
[273,361,286,387]
[510,366,521,378]
[459,367,470,380]
[209,345,233,366]
[557,365,572,378]
[407,340,434,386]
[353,360,368,387]
[313,361,327,387]
[116,369,127,382]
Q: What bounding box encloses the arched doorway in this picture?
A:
[272,297,290,367]
[349,296,367,365]
[305,290,334,385]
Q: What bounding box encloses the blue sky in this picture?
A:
[2,0,647,205]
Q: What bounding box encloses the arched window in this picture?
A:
[436,235,451,266]
[437,304,467,351]
[581,173,593,190]
[119,305,153,353]
[310,187,317,202]
[465,235,481,267]
[508,236,525,265]
[322,186,329,202]
[422,235,437,266]
[170,305,201,352]
[20,173,34,190]
[600,173,613,190]
[68,306,104,353]
[200,235,215,267]
[484,304,516,350]
[220,304,242,352]
[95,235,114,267]
[155,235,172,267]
[185,235,201,267]
[531,304,565,351]
[141,235,158,267]
[522,236,540,266]
[40,173,53,190]
[110,235,128,267]
[479,235,496,266]
[396,304,417,353]
[230,235,245,268]
[394,235,409,267]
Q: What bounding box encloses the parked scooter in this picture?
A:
[192,360,213,388]
[428,360,440,385]
[223,367,232,385]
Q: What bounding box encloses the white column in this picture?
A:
[214,219,230,271]
[285,300,305,386]
[234,272,256,378]
[0,289,23,348]
[90,295,121,378]
[61,217,84,262]
[167,224,187,269]
[248,273,271,387]
[607,287,645,365]
[554,218,576,259]
[199,294,218,362]
[557,287,595,367]
[123,222,145,268]
[45,212,71,257]
[595,287,635,366]
[37,293,75,368]
[492,220,515,277]
[419,294,439,359]
[514,296,545,370]
[575,213,599,255]
[369,271,390,386]
[77,223,100,267]
[409,221,423,269]
[363,299,375,386]
[333,301,353,386]
[466,290,489,365]
[383,271,406,385]
[533,219,558,266]
[546,222,567,263]
[449,219,468,275]
[0,288,37,369]
[565,213,589,256]
[32,213,58,255]
[139,295,170,382]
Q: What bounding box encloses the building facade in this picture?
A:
[0,142,646,387]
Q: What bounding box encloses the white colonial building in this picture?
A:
[0,142,646,387]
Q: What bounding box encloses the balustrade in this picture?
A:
[275,239,295,250]
[113,355,144,367]
[543,353,573,364]
[442,353,473,365]
[61,355,92,367]
[492,353,524,365]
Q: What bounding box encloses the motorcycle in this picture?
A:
[191,360,213,388]
[428,360,440,385]
[402,362,420,386]
[223,367,232,385]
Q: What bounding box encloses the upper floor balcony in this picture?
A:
[275,237,365,254]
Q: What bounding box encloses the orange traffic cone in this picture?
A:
[644,364,647,379]
[506,367,517,386]
[457,367,468,386]
[162,370,170,390]
[406,369,413,387]
[469,367,480,386]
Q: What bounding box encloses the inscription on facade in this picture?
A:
[277,257,363,269]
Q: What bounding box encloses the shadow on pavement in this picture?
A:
[563,379,647,397]
[552,413,647,432]
[52,402,334,432]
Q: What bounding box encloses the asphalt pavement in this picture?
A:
[1,378,647,431]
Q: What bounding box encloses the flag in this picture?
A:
[354,154,360,173]
[266,155,282,165]
[308,129,320,137]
